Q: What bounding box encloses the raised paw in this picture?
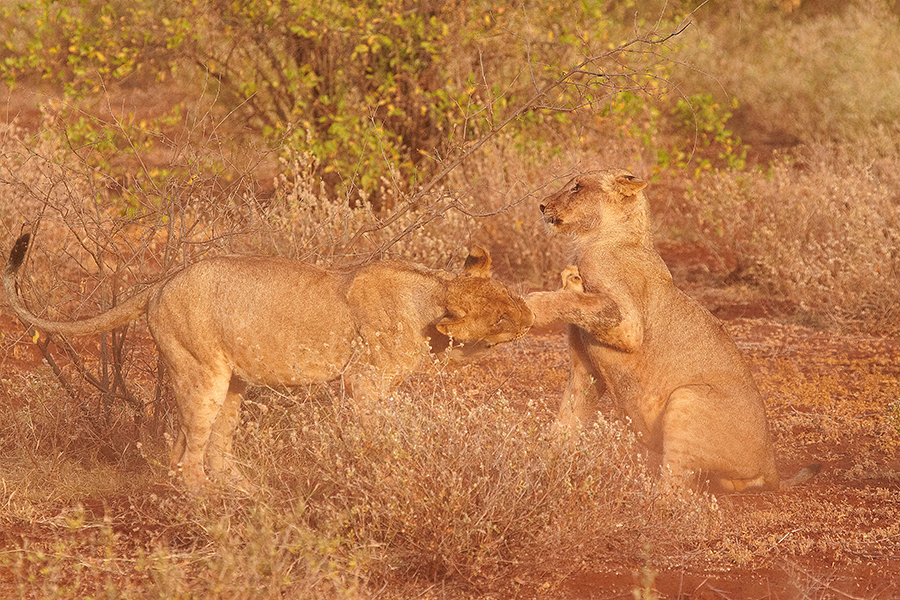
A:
[560,265,584,292]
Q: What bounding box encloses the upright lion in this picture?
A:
[526,170,819,491]
[5,234,534,490]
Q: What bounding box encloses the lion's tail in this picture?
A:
[780,462,822,488]
[4,233,152,337]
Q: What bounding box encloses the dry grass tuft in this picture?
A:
[673,138,900,335]
[234,368,721,589]
[0,349,722,597]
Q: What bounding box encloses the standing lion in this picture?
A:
[526,169,819,491]
[5,235,534,491]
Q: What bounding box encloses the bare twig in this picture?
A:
[343,23,689,255]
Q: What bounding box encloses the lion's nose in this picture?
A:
[539,204,546,213]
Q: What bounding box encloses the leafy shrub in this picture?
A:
[0,1,182,95]
[1,0,691,205]
[659,93,747,175]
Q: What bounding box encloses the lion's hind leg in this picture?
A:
[660,385,779,493]
[168,362,232,491]
[714,474,767,493]
[205,376,256,490]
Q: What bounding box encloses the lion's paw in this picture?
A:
[560,265,584,292]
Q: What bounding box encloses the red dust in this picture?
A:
[1,246,899,599]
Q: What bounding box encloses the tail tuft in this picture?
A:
[6,233,30,276]
[782,462,822,488]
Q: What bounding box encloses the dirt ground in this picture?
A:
[439,240,900,598]
[500,321,900,599]
[1,246,899,599]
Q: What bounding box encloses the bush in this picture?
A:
[0,363,721,597]
[198,377,721,588]
[1,0,691,205]
[678,137,900,335]
[676,0,900,145]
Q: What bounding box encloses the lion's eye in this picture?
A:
[572,182,583,193]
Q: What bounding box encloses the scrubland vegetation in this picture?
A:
[0,0,898,598]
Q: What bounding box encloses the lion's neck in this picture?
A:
[574,230,672,291]
[572,208,658,284]
[573,225,651,258]
[419,277,455,325]
[577,199,652,252]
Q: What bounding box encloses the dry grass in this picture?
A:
[241,379,719,586]
[2,326,899,598]
[669,138,900,335]
[678,1,900,144]
[0,343,724,598]
[1,2,899,597]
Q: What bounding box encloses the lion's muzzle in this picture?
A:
[539,204,563,228]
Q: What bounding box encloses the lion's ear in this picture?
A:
[614,174,647,197]
[462,246,492,278]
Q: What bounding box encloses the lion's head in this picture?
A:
[436,246,534,345]
[539,169,648,239]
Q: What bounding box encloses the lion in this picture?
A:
[5,234,534,490]
[526,169,819,492]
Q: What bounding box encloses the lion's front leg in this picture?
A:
[528,266,644,353]
[347,324,428,402]
[524,290,567,329]
[557,326,609,429]
[525,286,621,334]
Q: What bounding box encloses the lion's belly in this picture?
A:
[227,335,350,385]
[148,256,360,388]
[222,320,356,387]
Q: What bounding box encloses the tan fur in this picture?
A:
[526,170,819,491]
[5,235,533,490]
